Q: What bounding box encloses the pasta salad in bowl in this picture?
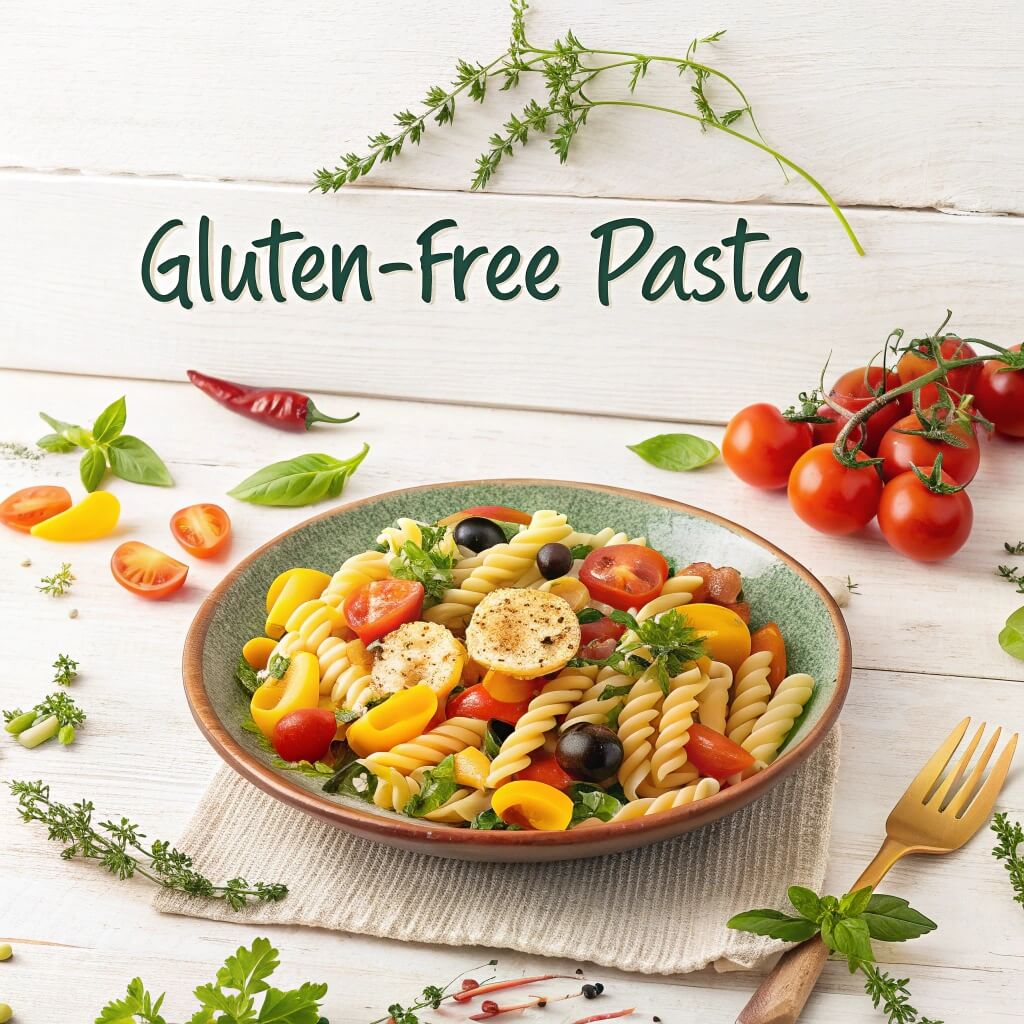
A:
[183,480,850,861]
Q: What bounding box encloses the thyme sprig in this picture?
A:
[992,811,1024,909]
[370,961,499,1024]
[314,1,863,254]
[37,562,75,597]
[9,780,288,910]
[52,653,80,687]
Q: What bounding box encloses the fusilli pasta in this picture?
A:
[741,673,815,764]
[725,650,773,745]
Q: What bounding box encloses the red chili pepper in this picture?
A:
[571,1009,635,1024]
[187,369,359,432]
[454,976,568,1003]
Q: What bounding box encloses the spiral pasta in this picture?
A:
[561,665,630,730]
[605,777,721,821]
[741,673,815,764]
[364,763,489,822]
[633,574,704,622]
[486,664,597,787]
[696,660,732,734]
[649,662,709,787]
[363,717,486,775]
[420,788,492,824]
[320,550,392,610]
[725,650,773,745]
[271,600,347,678]
[616,667,666,800]
[378,518,458,558]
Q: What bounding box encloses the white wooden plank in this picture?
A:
[1,371,1021,685]
[3,1,1023,214]
[2,174,1023,424]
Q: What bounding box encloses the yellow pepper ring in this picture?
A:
[346,684,438,758]
[265,568,332,640]
[491,780,573,831]
[676,603,751,673]
[242,636,278,671]
[480,669,536,704]
[250,651,320,737]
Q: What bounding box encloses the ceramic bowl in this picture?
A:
[183,480,850,862]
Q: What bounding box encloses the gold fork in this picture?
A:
[736,717,1018,1024]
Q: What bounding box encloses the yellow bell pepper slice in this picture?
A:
[346,685,437,757]
[492,780,573,831]
[250,651,320,737]
[265,568,332,639]
[481,669,536,704]
[675,603,751,673]
[453,747,491,790]
[242,636,278,670]
[29,491,120,542]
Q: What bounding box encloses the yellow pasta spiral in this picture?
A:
[741,673,815,764]
[607,777,721,821]
[633,574,703,622]
[562,665,630,730]
[363,717,486,775]
[615,667,666,800]
[696,660,732,734]
[650,662,709,787]
[320,550,391,610]
[725,650,773,745]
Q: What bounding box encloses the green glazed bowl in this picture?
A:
[183,480,850,862]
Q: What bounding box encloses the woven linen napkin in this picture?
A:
[155,728,839,975]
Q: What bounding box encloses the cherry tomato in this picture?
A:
[271,707,337,763]
[515,752,575,790]
[749,622,787,690]
[829,367,905,454]
[877,413,980,484]
[897,337,979,407]
[684,724,755,781]
[343,578,425,645]
[446,682,535,725]
[722,404,813,490]
[579,544,669,611]
[578,614,626,660]
[974,344,1024,438]
[877,468,973,562]
[169,502,232,558]
[787,444,883,535]
[0,485,72,533]
[810,405,865,449]
[437,505,533,527]
[110,541,189,600]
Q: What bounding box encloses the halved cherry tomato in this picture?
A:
[877,412,980,484]
[722,404,813,490]
[272,707,336,763]
[515,752,575,791]
[0,485,72,533]
[787,444,883,535]
[446,682,535,725]
[829,366,906,454]
[877,467,973,562]
[170,502,232,559]
[578,614,626,661]
[973,343,1024,438]
[110,541,188,600]
[897,337,979,408]
[685,724,756,780]
[750,622,787,690]
[343,578,425,644]
[438,505,533,527]
[579,545,669,612]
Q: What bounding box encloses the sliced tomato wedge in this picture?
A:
[684,724,755,781]
[578,614,626,660]
[579,544,669,611]
[111,541,189,600]
[343,578,425,645]
[169,502,232,559]
[437,505,533,527]
[0,485,72,533]
[446,682,536,725]
[515,753,575,790]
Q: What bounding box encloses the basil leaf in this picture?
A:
[335,707,360,724]
[37,432,76,454]
[599,683,632,700]
[235,656,261,696]
[403,754,458,817]
[627,433,720,472]
[570,544,593,560]
[568,783,622,827]
[822,915,874,972]
[92,396,127,444]
[266,654,290,680]
[838,885,874,919]
[39,411,86,446]
[470,809,521,831]
[107,435,174,486]
[322,760,376,800]
[726,909,820,943]
[576,608,603,624]
[788,885,824,921]
[228,445,369,507]
[79,445,107,492]
[240,717,273,752]
[609,609,639,631]
[271,756,334,777]
[862,894,937,942]
[999,607,1024,661]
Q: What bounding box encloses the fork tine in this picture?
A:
[902,717,971,804]
[957,733,1019,833]
[943,727,999,815]
[927,722,987,808]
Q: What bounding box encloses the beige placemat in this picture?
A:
[155,728,840,975]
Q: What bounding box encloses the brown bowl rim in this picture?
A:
[182,478,851,851]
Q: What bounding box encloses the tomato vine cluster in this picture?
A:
[722,322,1023,562]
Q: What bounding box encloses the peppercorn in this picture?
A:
[582,985,599,999]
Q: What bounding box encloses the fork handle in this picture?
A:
[735,838,909,1024]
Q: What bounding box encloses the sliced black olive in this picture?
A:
[536,542,573,580]
[555,722,624,782]
[453,516,507,553]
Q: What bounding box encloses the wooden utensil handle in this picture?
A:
[735,937,831,1024]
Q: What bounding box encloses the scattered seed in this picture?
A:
[0,943,11,961]
[68,608,79,619]
[20,558,32,567]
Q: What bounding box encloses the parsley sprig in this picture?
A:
[602,609,706,694]
[37,562,75,596]
[390,527,456,603]
[729,885,941,1024]
[52,652,79,686]
[4,692,86,747]
[9,780,288,910]
[992,812,1024,909]
[371,961,499,1024]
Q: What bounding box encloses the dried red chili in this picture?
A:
[187,369,359,432]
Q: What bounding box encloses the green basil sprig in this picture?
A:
[38,397,173,490]
[228,444,369,506]
[403,754,458,817]
[999,607,1024,661]
[627,433,720,472]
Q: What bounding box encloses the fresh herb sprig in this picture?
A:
[9,780,288,909]
[996,564,1024,594]
[314,2,863,255]
[4,692,86,747]
[603,609,706,694]
[729,885,941,1024]
[228,445,369,507]
[1005,541,1024,556]
[38,396,173,490]
[52,653,79,687]
[992,812,1024,909]
[391,530,456,603]
[370,961,499,1024]
[96,937,326,1024]
[38,562,75,596]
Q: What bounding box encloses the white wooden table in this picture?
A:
[1,2,1023,1020]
